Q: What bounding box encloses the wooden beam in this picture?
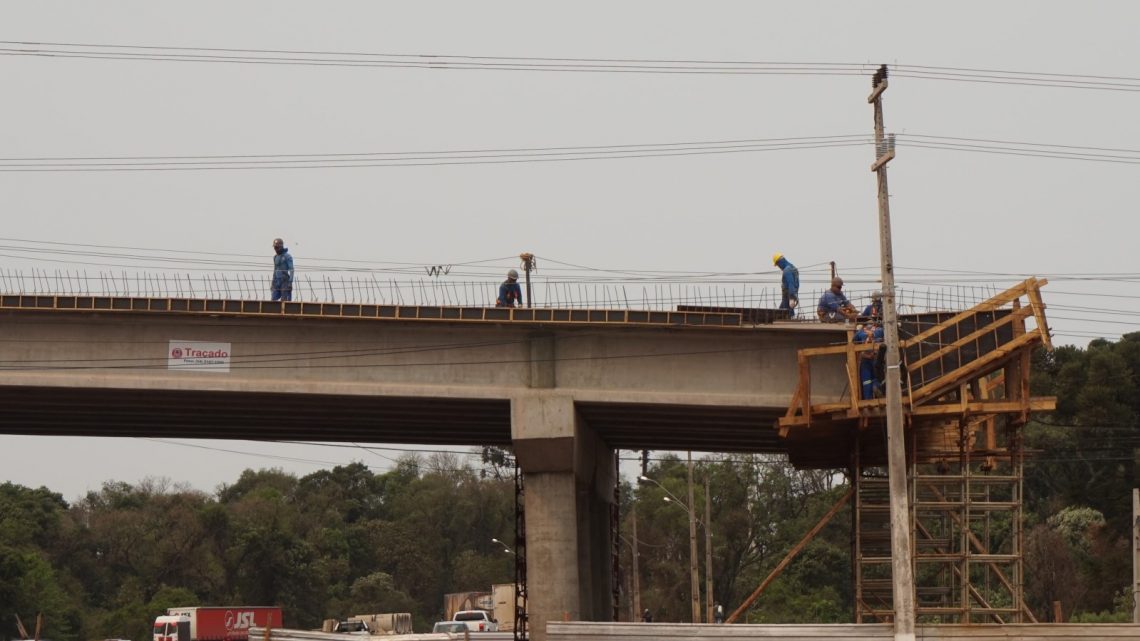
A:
[910,398,1056,416]
[847,328,861,413]
[726,487,854,623]
[1025,277,1054,351]
[799,352,811,428]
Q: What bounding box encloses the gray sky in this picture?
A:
[2,1,1138,500]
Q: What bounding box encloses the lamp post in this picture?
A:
[617,533,643,622]
[491,538,513,555]
[638,462,710,624]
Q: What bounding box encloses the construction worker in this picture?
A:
[496,269,524,307]
[271,238,294,302]
[817,277,858,323]
[862,290,883,319]
[854,320,885,399]
[772,253,800,314]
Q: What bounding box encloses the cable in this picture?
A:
[7,41,1140,92]
[0,140,872,172]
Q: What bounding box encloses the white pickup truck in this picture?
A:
[452,610,499,632]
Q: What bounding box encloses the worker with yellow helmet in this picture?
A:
[772,253,799,315]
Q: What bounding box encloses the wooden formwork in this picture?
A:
[778,278,1056,624]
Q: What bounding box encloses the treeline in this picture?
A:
[0,456,516,640]
[1,333,1138,639]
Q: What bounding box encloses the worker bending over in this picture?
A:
[817,277,858,322]
[497,269,524,307]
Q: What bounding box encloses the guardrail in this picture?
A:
[251,626,515,641]
[546,621,1140,640]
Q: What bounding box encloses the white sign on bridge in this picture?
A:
[168,340,231,372]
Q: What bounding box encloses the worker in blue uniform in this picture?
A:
[817,277,858,323]
[271,238,294,302]
[862,290,883,319]
[497,269,524,307]
[854,320,885,399]
[772,253,800,314]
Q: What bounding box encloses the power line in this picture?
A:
[7,41,1140,93]
[0,140,872,172]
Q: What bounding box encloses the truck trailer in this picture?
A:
[153,607,283,641]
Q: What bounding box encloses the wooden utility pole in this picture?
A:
[704,477,714,624]
[869,63,916,641]
[631,503,642,621]
[520,253,536,308]
[687,451,701,622]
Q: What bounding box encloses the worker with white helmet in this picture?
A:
[496,268,524,308]
[862,290,883,319]
[772,253,800,315]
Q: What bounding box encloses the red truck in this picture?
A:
[153,607,283,641]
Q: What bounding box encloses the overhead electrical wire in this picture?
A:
[5,40,1140,92]
[2,130,1139,172]
[0,138,873,172]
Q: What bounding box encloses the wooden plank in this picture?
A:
[846,328,861,413]
[910,398,1056,417]
[799,352,811,428]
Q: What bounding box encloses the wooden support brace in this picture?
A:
[726,487,854,623]
[1025,277,1053,351]
[871,149,896,172]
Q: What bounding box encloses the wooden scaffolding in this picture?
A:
[777,278,1055,623]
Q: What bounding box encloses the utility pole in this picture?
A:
[631,503,642,622]
[520,253,536,308]
[688,451,701,622]
[704,476,714,624]
[869,63,916,641]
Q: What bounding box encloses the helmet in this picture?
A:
[507,269,519,280]
[772,253,783,266]
[871,290,882,300]
[831,277,844,288]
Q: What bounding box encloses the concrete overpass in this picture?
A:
[0,293,850,640]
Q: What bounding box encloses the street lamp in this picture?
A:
[660,493,715,622]
[491,538,513,555]
[638,455,705,623]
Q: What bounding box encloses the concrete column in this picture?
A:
[512,393,614,641]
